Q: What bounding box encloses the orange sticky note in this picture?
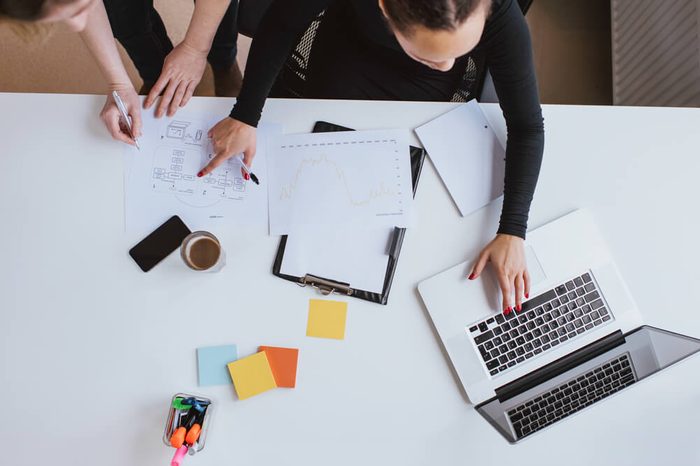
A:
[258,346,299,388]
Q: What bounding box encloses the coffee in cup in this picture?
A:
[180,231,225,272]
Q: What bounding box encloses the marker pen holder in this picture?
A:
[163,393,214,461]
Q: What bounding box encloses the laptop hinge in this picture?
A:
[494,330,626,403]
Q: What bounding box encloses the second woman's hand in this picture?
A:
[199,117,257,177]
[468,233,530,315]
[100,84,142,146]
[143,42,207,118]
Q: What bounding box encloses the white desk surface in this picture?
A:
[1,93,699,465]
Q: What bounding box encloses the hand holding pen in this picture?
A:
[100,88,142,149]
[196,153,260,185]
[198,117,257,178]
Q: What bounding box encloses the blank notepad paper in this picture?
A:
[279,225,393,293]
[415,101,506,217]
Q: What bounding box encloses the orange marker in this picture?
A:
[170,426,186,448]
[185,424,201,445]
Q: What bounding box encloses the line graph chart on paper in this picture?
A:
[268,129,414,235]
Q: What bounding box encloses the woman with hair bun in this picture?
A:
[202,0,545,313]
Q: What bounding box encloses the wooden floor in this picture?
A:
[0,0,612,105]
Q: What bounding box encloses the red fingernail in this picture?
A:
[197,171,203,178]
[244,173,250,180]
[505,307,512,314]
[516,304,522,312]
[503,309,510,316]
[525,293,529,299]
[468,273,475,280]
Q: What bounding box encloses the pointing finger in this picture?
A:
[198,151,229,178]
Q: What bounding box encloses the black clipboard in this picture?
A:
[271,121,426,305]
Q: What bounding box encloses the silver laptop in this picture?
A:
[418,209,700,443]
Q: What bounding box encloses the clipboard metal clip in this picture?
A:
[298,274,354,297]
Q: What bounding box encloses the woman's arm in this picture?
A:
[469,0,545,313]
[144,0,232,117]
[79,0,141,145]
[229,0,333,126]
[482,0,545,239]
[79,1,131,93]
[201,0,333,176]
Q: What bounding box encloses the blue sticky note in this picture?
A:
[197,345,238,386]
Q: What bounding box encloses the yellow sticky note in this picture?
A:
[307,299,348,340]
[227,351,277,400]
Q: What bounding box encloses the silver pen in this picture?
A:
[111,90,141,150]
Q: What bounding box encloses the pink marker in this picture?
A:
[171,445,187,466]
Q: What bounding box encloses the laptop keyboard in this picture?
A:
[468,272,613,376]
[507,353,636,440]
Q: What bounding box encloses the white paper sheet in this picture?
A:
[280,226,394,293]
[123,112,280,235]
[415,101,506,217]
[267,129,414,235]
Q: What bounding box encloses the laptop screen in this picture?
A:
[476,326,700,443]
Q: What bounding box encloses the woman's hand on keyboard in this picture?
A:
[468,234,530,314]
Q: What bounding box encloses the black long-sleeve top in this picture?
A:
[230,0,545,239]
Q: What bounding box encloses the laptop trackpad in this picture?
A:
[526,244,547,289]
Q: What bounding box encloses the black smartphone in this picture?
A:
[129,216,191,272]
